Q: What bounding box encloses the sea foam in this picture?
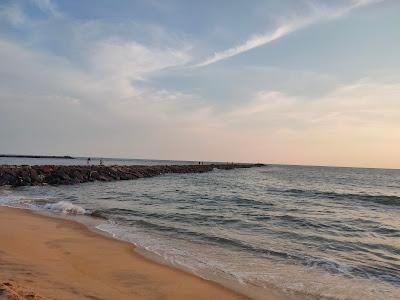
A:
[44,201,86,215]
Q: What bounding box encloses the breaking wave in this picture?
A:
[44,201,86,215]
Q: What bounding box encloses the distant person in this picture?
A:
[87,157,91,165]
[99,158,103,166]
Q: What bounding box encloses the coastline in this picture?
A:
[0,206,295,300]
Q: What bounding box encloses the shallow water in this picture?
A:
[1,161,399,299]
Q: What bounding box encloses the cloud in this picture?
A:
[227,78,400,168]
[30,0,61,17]
[0,2,25,26]
[90,39,191,79]
[216,78,400,167]
[1,32,399,167]
[0,0,397,168]
[0,33,200,156]
[225,78,400,130]
[193,24,297,68]
[193,0,381,68]
[0,1,198,157]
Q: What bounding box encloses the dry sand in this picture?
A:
[0,206,296,300]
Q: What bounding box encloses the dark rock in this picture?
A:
[0,163,263,187]
[30,168,38,182]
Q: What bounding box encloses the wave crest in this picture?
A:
[44,201,86,215]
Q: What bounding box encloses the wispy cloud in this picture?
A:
[31,0,61,17]
[193,23,298,68]
[193,0,381,68]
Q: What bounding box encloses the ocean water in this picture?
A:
[1,160,399,299]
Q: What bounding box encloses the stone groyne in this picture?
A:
[0,164,264,187]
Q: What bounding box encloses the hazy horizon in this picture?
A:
[1,0,399,169]
[3,152,400,170]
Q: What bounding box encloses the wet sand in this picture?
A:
[0,206,294,300]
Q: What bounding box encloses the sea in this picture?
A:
[0,157,399,299]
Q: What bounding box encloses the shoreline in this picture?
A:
[0,206,296,300]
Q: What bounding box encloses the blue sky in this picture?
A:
[0,0,399,167]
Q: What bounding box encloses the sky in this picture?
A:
[0,0,399,168]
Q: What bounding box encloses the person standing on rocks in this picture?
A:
[87,157,91,165]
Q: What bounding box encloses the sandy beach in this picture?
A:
[0,206,294,300]
[0,206,246,299]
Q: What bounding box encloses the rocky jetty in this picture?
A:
[0,164,264,187]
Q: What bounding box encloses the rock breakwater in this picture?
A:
[0,164,264,187]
